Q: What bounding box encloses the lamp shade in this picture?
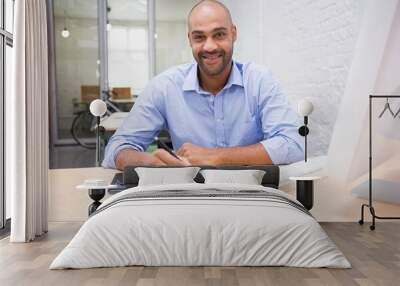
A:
[89,99,107,117]
[297,99,314,117]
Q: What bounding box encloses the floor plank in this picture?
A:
[0,222,399,286]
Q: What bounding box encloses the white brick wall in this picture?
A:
[226,0,365,156]
[221,0,264,63]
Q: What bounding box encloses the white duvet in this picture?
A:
[50,183,350,269]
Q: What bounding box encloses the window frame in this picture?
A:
[0,0,14,231]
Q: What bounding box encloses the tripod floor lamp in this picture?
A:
[297,99,314,162]
[89,99,107,166]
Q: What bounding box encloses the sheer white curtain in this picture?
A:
[7,0,49,242]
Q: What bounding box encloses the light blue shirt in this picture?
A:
[102,61,304,168]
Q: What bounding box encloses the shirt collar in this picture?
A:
[182,60,244,93]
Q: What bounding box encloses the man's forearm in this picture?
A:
[116,143,274,169]
[115,149,154,170]
[214,143,273,165]
[115,148,189,170]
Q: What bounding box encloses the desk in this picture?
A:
[109,97,136,104]
[108,96,136,112]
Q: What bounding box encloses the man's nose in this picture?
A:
[203,36,218,52]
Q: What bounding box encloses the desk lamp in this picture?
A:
[297,99,314,162]
[89,99,107,166]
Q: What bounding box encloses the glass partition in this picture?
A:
[155,0,196,74]
[107,0,149,99]
[50,0,199,168]
[5,0,13,33]
[53,0,99,141]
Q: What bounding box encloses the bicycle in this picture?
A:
[70,89,172,152]
[71,88,135,147]
[70,99,95,149]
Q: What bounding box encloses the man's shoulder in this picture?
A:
[239,61,274,80]
[235,61,280,92]
[139,63,195,101]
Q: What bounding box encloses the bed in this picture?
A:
[50,165,350,269]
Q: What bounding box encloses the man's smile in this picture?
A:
[203,55,221,65]
[201,52,223,66]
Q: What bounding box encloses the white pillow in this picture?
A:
[200,169,266,185]
[135,167,200,186]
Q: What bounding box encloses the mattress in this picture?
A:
[50,183,350,269]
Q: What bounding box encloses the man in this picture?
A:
[102,0,303,170]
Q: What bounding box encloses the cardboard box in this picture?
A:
[112,87,131,100]
[81,85,99,103]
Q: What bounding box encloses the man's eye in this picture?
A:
[193,36,204,41]
[215,32,226,39]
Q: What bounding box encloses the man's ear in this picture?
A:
[231,25,237,42]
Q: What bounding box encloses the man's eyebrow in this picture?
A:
[212,27,228,33]
[191,27,229,35]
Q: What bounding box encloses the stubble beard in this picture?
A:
[196,48,233,77]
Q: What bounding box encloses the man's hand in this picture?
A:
[152,149,190,166]
[115,148,190,170]
[176,142,273,166]
[176,143,219,166]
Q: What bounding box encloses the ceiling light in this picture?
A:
[61,10,70,38]
[61,28,70,38]
[107,22,112,31]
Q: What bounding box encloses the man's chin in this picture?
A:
[199,64,224,77]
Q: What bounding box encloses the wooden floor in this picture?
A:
[0,222,399,286]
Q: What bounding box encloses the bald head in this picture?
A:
[188,0,233,31]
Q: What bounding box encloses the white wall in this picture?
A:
[222,0,400,221]
[221,0,264,64]
[224,0,365,156]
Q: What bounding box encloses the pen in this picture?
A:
[154,136,181,160]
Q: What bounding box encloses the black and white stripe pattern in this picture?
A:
[91,189,312,218]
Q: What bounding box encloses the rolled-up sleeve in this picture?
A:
[102,79,167,169]
[258,72,304,165]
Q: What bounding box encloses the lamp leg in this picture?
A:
[305,133,307,162]
[298,116,310,163]
[96,116,100,166]
[304,116,308,162]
